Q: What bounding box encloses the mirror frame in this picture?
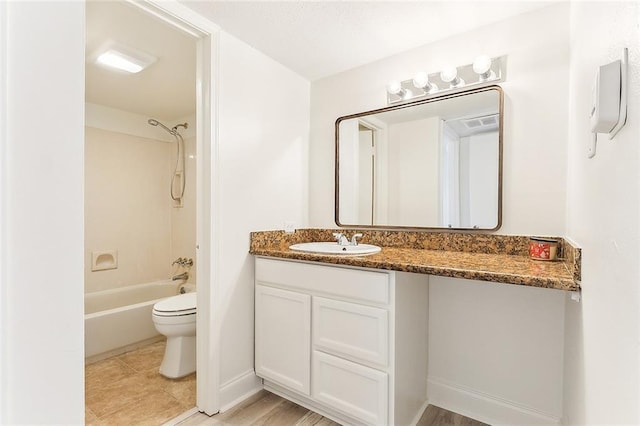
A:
[335,85,504,231]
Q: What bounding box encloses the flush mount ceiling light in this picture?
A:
[386,55,506,104]
[92,42,157,74]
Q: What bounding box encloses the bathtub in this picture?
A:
[85,280,185,359]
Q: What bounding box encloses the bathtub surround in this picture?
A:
[85,106,197,294]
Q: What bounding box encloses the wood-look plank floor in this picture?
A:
[173,389,487,426]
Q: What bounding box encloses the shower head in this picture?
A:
[147,118,174,135]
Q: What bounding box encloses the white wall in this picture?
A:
[310,5,570,424]
[1,2,85,423]
[310,4,570,236]
[216,31,310,407]
[337,119,359,224]
[564,2,640,424]
[387,116,440,226]
[464,131,499,229]
[428,278,565,424]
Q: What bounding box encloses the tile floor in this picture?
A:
[85,340,196,425]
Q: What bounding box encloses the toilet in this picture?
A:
[152,292,197,378]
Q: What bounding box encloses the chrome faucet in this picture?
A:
[333,232,364,246]
[172,272,189,281]
[333,232,350,246]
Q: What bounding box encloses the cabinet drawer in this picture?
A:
[255,257,390,305]
[312,351,388,425]
[313,297,388,367]
[255,285,311,395]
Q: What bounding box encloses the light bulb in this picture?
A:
[386,80,403,96]
[412,72,438,94]
[473,55,495,81]
[440,66,464,87]
[412,72,429,88]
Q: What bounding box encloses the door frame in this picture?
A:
[126,0,221,415]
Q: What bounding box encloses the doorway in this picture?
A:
[83,0,217,420]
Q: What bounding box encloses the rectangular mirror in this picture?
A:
[335,86,503,230]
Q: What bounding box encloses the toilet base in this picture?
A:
[159,335,196,379]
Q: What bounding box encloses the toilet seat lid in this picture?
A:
[153,292,196,314]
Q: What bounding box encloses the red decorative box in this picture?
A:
[529,237,558,261]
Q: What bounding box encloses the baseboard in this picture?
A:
[427,377,561,425]
[409,400,430,426]
[219,369,264,412]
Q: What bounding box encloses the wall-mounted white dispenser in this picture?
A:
[91,250,118,271]
[588,48,628,158]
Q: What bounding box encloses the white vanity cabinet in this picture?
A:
[255,285,311,395]
[254,257,429,426]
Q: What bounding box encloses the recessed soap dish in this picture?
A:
[91,250,118,271]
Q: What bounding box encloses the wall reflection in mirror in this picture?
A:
[336,86,503,230]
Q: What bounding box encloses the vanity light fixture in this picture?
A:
[412,71,438,94]
[386,55,506,105]
[440,65,464,88]
[93,42,157,74]
[473,55,495,81]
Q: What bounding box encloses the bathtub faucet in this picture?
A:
[172,272,189,281]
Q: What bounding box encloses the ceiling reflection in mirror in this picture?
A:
[335,86,503,230]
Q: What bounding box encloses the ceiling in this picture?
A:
[184,1,555,81]
[85,1,554,120]
[85,1,196,120]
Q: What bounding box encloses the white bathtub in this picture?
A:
[85,280,183,359]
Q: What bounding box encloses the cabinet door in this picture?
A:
[313,296,388,367]
[312,351,388,425]
[255,285,311,395]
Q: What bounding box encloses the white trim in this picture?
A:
[219,370,264,412]
[409,400,430,426]
[427,377,561,426]
[129,0,221,416]
[0,1,7,420]
[162,407,199,426]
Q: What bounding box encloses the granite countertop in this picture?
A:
[249,229,581,292]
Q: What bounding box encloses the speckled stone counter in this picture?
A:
[249,229,581,291]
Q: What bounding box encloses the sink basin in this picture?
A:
[289,242,381,256]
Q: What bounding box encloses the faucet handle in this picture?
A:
[350,233,363,246]
[333,232,350,246]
